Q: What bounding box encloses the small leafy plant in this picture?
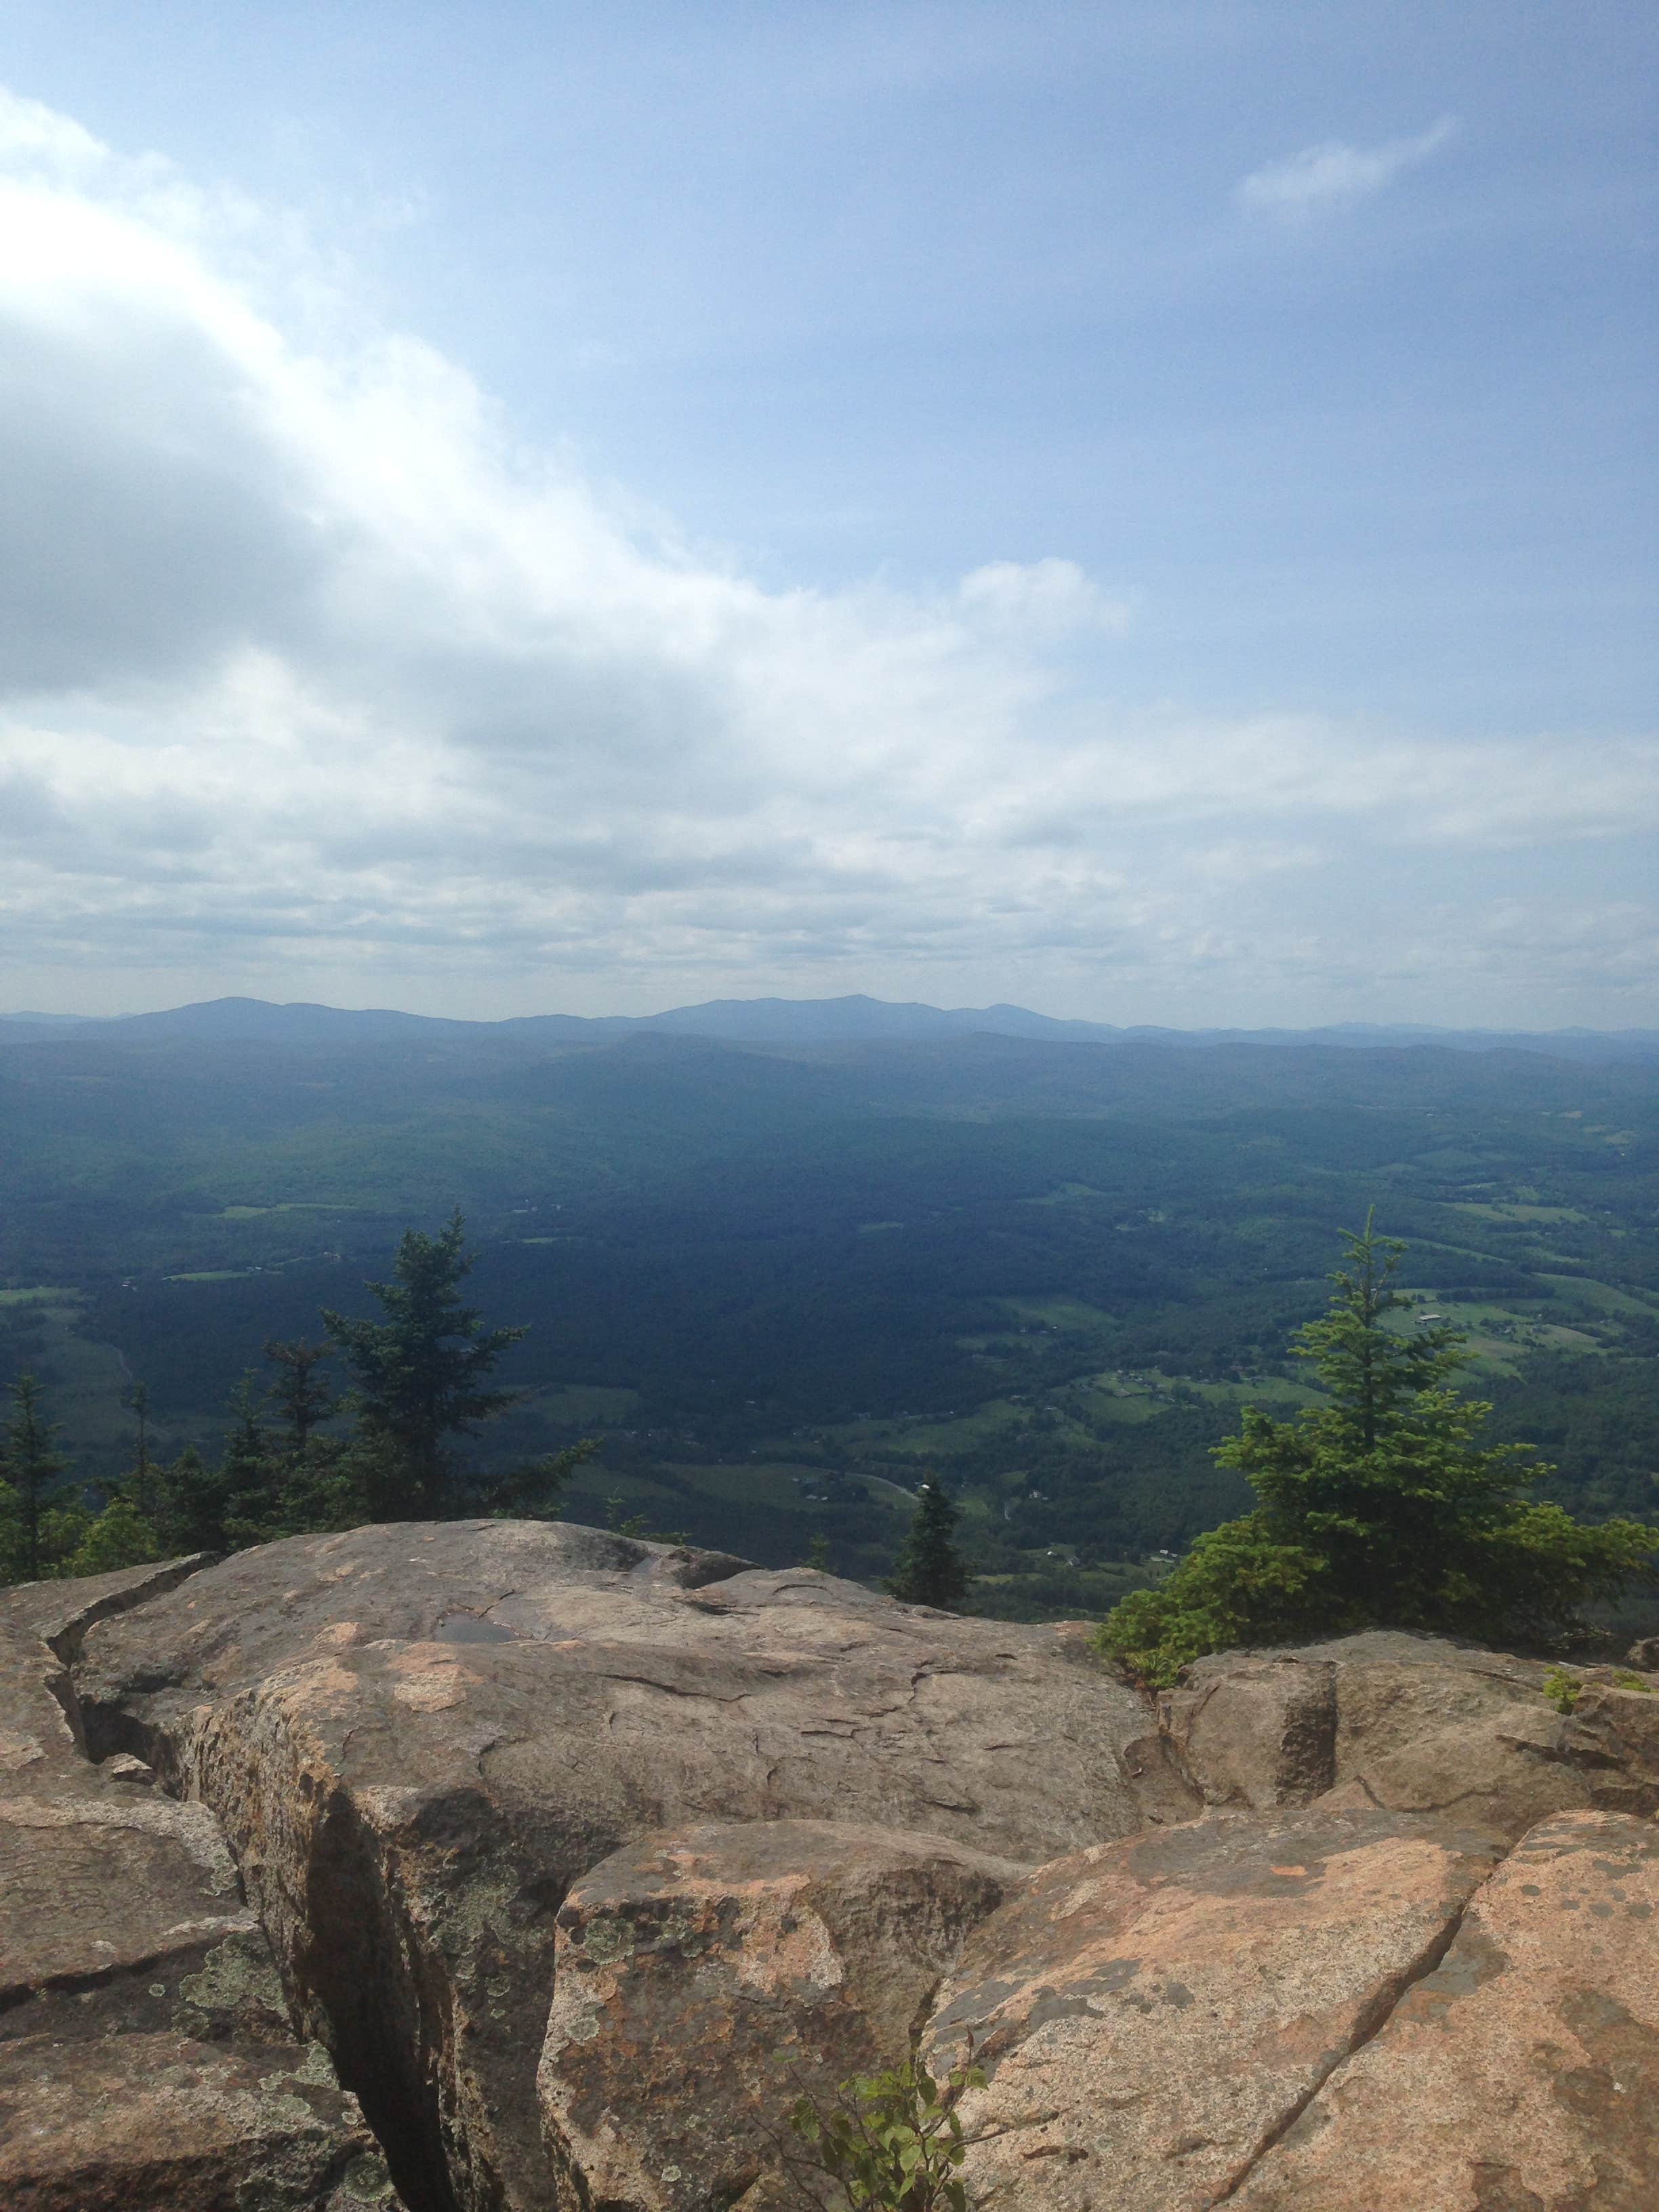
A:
[783,2043,987,2212]
[1542,1667,1582,1714]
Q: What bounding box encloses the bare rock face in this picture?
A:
[1163,1631,1659,1837]
[0,1562,398,2212]
[0,2033,398,2212]
[1229,1809,1659,2208]
[539,1819,1022,2212]
[1159,1651,1337,1807]
[18,1530,1659,2211]
[73,1520,1187,2212]
[922,1807,1507,2212]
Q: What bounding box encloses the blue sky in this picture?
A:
[1,2,1654,1025]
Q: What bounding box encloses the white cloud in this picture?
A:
[1237,117,1457,220]
[0,91,1653,1023]
[958,559,1129,638]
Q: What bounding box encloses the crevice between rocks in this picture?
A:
[1210,1835,1520,2202]
[52,1557,462,2212]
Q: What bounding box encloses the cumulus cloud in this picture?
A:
[0,89,1654,1021]
[1237,117,1457,220]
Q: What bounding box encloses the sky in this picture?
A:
[0,1,1654,1028]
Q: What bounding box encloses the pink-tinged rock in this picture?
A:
[0,2030,397,2211]
[1559,1678,1659,1813]
[923,1807,1507,2212]
[539,1818,1021,2212]
[75,1519,1189,2212]
[0,1561,403,2212]
[1230,1807,1659,2209]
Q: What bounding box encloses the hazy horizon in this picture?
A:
[2,5,1654,1028]
[5,987,1657,1042]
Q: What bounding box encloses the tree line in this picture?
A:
[0,1213,577,1582]
[6,1210,1655,1689]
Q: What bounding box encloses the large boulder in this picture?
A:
[0,1563,398,2212]
[1161,1631,1659,1836]
[922,1806,1507,2212]
[539,1819,1021,2212]
[1230,1807,1659,2207]
[73,1520,1192,2212]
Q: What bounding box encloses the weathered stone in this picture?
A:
[1164,1631,1646,1837]
[0,2030,396,2211]
[75,1519,1188,2212]
[1231,1809,1659,2208]
[923,1807,1507,2212]
[1160,1651,1336,1806]
[0,1559,402,2212]
[1557,1677,1659,1814]
[539,1818,1021,2212]
[0,1790,285,2044]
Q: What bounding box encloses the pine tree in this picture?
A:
[322,1210,528,1518]
[3,1374,70,1582]
[263,1337,334,1459]
[124,1380,157,1523]
[153,1444,234,1556]
[1098,1215,1659,1684]
[886,1476,970,1610]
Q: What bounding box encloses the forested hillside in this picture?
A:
[3,1008,1656,1617]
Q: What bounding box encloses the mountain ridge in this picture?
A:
[3,992,1656,1063]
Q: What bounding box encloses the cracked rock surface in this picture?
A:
[1229,1808,1659,2209]
[12,1528,1659,2210]
[539,1818,1023,2212]
[0,1561,399,2212]
[922,1807,1508,2212]
[70,1520,1183,2212]
[1162,1630,1659,1835]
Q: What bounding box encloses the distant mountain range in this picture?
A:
[3,993,1657,1063]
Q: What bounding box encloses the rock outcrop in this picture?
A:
[7,1523,1659,2211]
[924,1807,1507,2211]
[1160,1629,1659,1836]
[541,1820,1021,2212]
[68,1520,1189,2212]
[0,1561,398,2212]
[1229,1808,1659,2208]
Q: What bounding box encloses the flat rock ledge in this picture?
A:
[4,1523,1658,2211]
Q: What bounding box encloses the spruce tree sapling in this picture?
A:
[323,1210,528,1518]
[886,1477,970,1611]
[1097,1214,1659,1685]
[3,1374,71,1581]
[263,1337,334,1459]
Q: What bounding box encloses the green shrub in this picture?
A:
[1542,1666,1582,1715]
[783,2045,987,2212]
[1096,1217,1659,1687]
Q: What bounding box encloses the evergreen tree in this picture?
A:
[886,1476,970,1610]
[263,1337,334,1459]
[152,1443,234,1556]
[3,1374,71,1582]
[218,1374,276,1524]
[322,1211,528,1517]
[123,1380,157,1523]
[1098,1216,1659,1685]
